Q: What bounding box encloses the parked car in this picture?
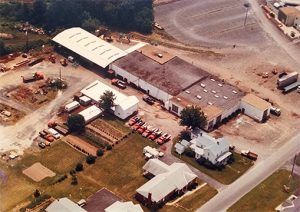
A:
[149,129,162,141]
[137,124,148,134]
[38,142,46,149]
[111,78,126,89]
[142,127,154,137]
[241,150,258,161]
[44,134,55,142]
[60,58,68,66]
[48,128,61,139]
[156,133,171,145]
[132,120,145,131]
[129,116,140,126]
[270,106,281,116]
[142,95,155,105]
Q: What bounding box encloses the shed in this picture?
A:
[240,94,271,122]
[65,101,80,112]
[78,105,103,123]
[175,143,186,155]
[79,96,92,106]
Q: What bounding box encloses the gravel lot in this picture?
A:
[155,0,270,48]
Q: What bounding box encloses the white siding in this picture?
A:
[240,101,265,121]
[112,64,173,103]
[221,102,241,119]
[114,104,138,120]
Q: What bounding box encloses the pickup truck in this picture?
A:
[111,79,126,89]
[241,150,258,161]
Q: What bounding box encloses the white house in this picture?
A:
[46,197,87,212]
[81,80,139,120]
[190,133,232,165]
[136,159,197,208]
[240,94,271,122]
[105,201,143,212]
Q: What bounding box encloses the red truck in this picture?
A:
[241,150,258,161]
[22,72,44,83]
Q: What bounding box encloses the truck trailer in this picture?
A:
[22,72,44,83]
[277,72,298,89]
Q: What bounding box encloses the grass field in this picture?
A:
[172,139,254,184]
[163,184,218,212]
[229,169,300,212]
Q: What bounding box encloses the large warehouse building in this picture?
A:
[52,27,127,69]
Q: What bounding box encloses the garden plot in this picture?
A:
[22,162,55,182]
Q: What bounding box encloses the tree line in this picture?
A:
[0,0,153,34]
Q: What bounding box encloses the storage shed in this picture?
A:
[240,94,271,122]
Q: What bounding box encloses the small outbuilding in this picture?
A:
[78,105,103,124]
[46,197,87,212]
[240,94,271,122]
[105,201,143,212]
[65,101,80,112]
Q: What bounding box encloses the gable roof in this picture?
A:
[105,201,143,212]
[143,158,170,176]
[52,27,127,68]
[194,134,229,157]
[242,94,271,111]
[137,160,197,202]
[46,198,87,212]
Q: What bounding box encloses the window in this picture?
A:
[172,104,179,113]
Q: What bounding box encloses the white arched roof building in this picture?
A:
[52,27,127,68]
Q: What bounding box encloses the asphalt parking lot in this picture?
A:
[154,0,269,48]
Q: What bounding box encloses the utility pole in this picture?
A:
[59,68,62,81]
[291,154,297,178]
[244,2,251,27]
[25,30,29,53]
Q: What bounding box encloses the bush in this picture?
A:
[33,189,41,198]
[185,148,195,158]
[86,155,96,164]
[25,194,51,210]
[71,176,78,185]
[106,144,112,151]
[97,149,104,157]
[70,169,76,175]
[57,174,67,183]
[75,163,83,172]
[179,130,191,141]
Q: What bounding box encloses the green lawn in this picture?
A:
[172,138,254,185]
[163,184,218,212]
[229,169,300,212]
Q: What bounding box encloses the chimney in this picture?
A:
[217,141,219,145]
[148,193,152,202]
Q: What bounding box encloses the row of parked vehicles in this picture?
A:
[38,123,69,148]
[129,116,171,145]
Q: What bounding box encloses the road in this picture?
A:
[248,0,300,66]
[198,132,300,211]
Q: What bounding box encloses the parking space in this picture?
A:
[155,0,269,48]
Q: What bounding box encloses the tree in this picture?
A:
[180,106,207,130]
[81,15,101,32]
[179,130,191,141]
[86,155,96,164]
[96,149,104,157]
[31,0,47,25]
[75,163,83,172]
[33,189,41,198]
[106,144,112,151]
[0,39,9,56]
[67,114,85,133]
[99,90,116,113]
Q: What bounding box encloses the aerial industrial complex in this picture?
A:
[1,0,300,211]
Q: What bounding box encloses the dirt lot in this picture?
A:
[0,103,25,125]
[154,0,270,48]
[22,162,56,182]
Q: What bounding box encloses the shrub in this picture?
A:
[70,169,76,175]
[86,155,96,164]
[185,148,195,158]
[75,163,83,172]
[179,130,191,141]
[97,149,104,157]
[71,176,78,185]
[106,144,112,151]
[33,189,41,198]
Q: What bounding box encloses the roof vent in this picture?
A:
[177,98,181,101]
[218,83,223,87]
[196,95,202,100]
[212,90,216,94]
[200,83,206,88]
[208,102,213,105]
[210,78,215,82]
[185,90,190,94]
[232,90,238,94]
[214,95,219,98]
[224,96,228,99]
[157,53,163,58]
[203,89,208,93]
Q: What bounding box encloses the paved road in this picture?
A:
[198,132,300,211]
[248,0,300,66]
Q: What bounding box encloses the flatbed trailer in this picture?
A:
[282,81,300,94]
